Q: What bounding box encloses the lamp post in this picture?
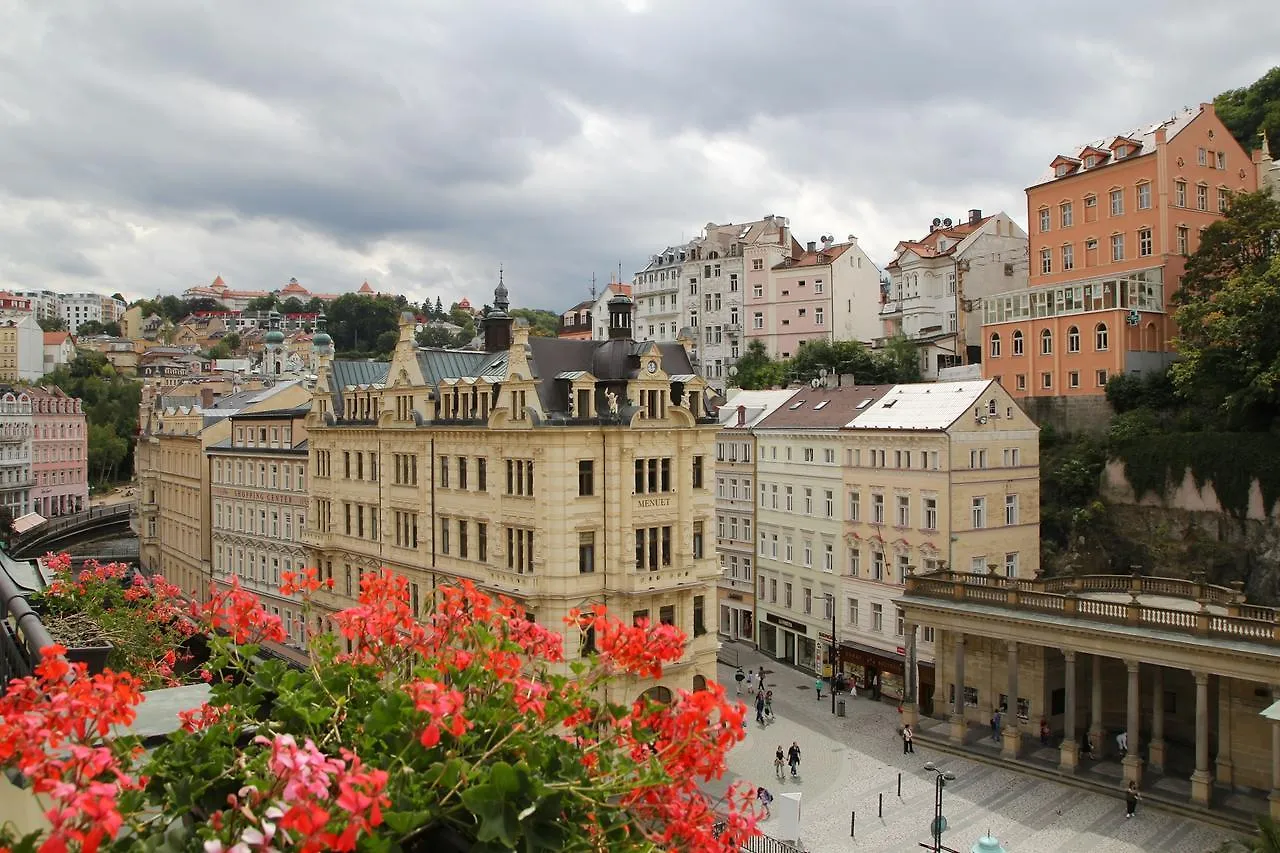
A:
[920,762,959,853]
[826,593,837,715]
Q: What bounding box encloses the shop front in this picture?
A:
[718,592,754,642]
[834,639,925,705]
[760,613,816,672]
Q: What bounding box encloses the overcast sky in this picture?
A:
[2,2,1277,312]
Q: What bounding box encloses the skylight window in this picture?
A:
[788,401,804,410]
[856,398,874,409]
[882,400,897,409]
[813,401,829,410]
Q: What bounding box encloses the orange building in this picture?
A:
[982,103,1256,399]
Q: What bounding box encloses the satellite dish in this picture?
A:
[943,218,953,227]
[932,218,942,227]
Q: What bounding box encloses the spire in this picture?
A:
[493,264,510,314]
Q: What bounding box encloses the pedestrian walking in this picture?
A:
[1039,718,1051,747]
[814,677,823,700]
[755,691,766,726]
[991,709,1002,742]
[1116,730,1129,756]
[1124,781,1141,818]
[757,665,766,687]
[774,745,785,779]
[787,741,801,777]
[734,667,745,695]
[764,690,774,722]
[745,670,756,693]
[902,724,915,754]
[756,787,774,819]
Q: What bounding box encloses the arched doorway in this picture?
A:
[640,686,674,705]
[692,675,708,692]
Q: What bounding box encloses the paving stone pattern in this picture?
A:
[712,645,1236,853]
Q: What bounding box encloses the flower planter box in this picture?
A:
[63,641,113,675]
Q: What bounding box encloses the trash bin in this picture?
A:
[837,700,846,717]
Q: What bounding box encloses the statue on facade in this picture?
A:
[605,389,619,415]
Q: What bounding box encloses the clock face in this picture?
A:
[647,360,657,374]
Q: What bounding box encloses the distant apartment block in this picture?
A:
[882,210,1028,380]
[982,103,1257,399]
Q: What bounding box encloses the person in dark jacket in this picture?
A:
[787,741,801,777]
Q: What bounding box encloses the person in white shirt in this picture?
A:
[1116,730,1128,755]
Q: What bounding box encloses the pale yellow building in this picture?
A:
[302,285,721,703]
[208,405,311,648]
[714,389,797,644]
[136,380,309,600]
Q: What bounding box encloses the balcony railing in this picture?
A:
[904,569,1279,644]
[0,560,55,692]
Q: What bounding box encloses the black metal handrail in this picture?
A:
[8,505,135,555]
[0,560,55,692]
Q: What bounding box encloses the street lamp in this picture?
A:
[829,594,837,716]
[920,762,959,853]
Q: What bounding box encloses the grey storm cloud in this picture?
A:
[0,0,1277,311]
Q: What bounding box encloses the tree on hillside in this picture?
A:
[246,295,279,312]
[510,308,560,337]
[43,352,143,485]
[76,320,121,337]
[1171,191,1280,428]
[416,326,457,348]
[280,296,305,314]
[729,340,787,390]
[326,293,401,355]
[1215,66,1280,155]
[37,317,67,333]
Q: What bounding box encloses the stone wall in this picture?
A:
[1016,394,1114,435]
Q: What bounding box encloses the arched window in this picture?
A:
[1067,326,1080,353]
[989,333,1001,357]
[1012,330,1024,356]
[1095,323,1109,351]
[1040,328,1053,355]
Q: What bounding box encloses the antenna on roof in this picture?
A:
[590,273,597,301]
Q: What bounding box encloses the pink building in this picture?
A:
[28,385,88,517]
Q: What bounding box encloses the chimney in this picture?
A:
[200,386,214,409]
[968,209,982,224]
[807,240,817,253]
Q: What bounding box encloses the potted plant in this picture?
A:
[39,610,112,675]
[0,560,758,852]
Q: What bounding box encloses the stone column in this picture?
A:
[1270,685,1280,820]
[1123,659,1143,785]
[1089,655,1105,760]
[1059,649,1079,772]
[1149,667,1165,771]
[950,633,967,744]
[1191,671,1213,805]
[1217,676,1234,786]
[903,620,919,726]
[1002,640,1021,759]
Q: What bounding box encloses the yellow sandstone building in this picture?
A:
[301,282,721,703]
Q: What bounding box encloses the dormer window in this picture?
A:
[1055,164,1070,177]
[1115,146,1129,159]
[1051,155,1081,178]
[1084,154,1098,168]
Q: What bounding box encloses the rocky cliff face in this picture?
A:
[1042,462,1280,605]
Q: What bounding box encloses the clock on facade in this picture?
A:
[647,360,658,374]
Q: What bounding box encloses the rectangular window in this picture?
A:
[815,307,824,326]
[578,460,594,496]
[1004,552,1019,579]
[458,519,469,559]
[848,491,860,521]
[784,583,793,608]
[693,596,706,637]
[1139,228,1153,257]
[824,490,834,518]
[924,498,937,530]
[478,523,487,561]
[1218,187,1230,214]
[458,457,468,490]
[477,457,487,491]
[1177,226,1189,255]
[1096,368,1109,387]
[1109,188,1123,216]
[1175,180,1187,207]
[440,517,450,554]
[1005,494,1019,525]
[1137,182,1151,210]
[1062,244,1074,271]
[692,456,704,489]
[871,493,884,524]
[972,496,986,529]
[847,598,859,627]
[896,495,910,527]
[693,521,704,559]
[1059,202,1073,227]
[1038,208,1050,232]
[871,603,884,632]
[440,456,449,488]
[1197,184,1208,211]
[579,532,595,574]
[1110,233,1125,262]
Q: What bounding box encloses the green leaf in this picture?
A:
[383,809,434,834]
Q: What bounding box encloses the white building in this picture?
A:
[634,216,793,394]
[714,388,799,644]
[42,332,76,375]
[8,290,61,323]
[0,312,44,382]
[880,210,1028,380]
[60,293,105,334]
[0,389,33,518]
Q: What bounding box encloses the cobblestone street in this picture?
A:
[712,644,1236,852]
